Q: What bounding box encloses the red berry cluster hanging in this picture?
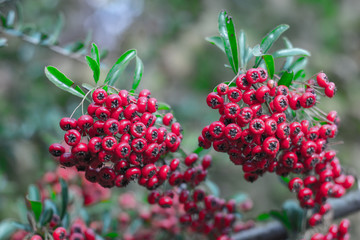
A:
[307,219,350,240]
[49,88,183,189]
[146,153,252,239]
[200,67,354,233]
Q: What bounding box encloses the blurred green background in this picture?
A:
[1,0,360,237]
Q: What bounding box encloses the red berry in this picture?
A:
[338,219,350,235]
[309,213,322,227]
[246,68,261,84]
[227,87,242,102]
[49,143,65,157]
[288,177,303,192]
[64,129,81,146]
[53,227,67,240]
[92,89,107,104]
[59,117,77,131]
[158,196,173,208]
[325,82,336,98]
[216,83,229,95]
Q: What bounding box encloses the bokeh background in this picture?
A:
[1,0,360,238]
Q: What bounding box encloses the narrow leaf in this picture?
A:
[86,56,100,83]
[218,11,239,74]
[289,57,308,73]
[39,208,53,226]
[193,147,204,155]
[104,49,137,86]
[269,210,291,230]
[91,43,100,64]
[45,66,85,98]
[282,37,294,70]
[251,44,262,56]
[239,30,246,68]
[278,71,294,87]
[6,10,15,28]
[272,48,311,58]
[257,213,271,221]
[205,36,225,53]
[44,13,64,45]
[157,102,171,111]
[263,55,275,79]
[59,178,68,220]
[294,70,306,80]
[28,185,41,202]
[27,185,42,221]
[132,56,143,91]
[26,200,42,222]
[255,24,289,67]
[283,200,304,232]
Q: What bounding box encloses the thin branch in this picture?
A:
[232,190,360,240]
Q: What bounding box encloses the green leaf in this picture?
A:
[282,37,294,70]
[257,213,271,221]
[0,221,29,239]
[28,184,41,201]
[59,178,68,220]
[104,49,137,86]
[132,56,143,91]
[278,71,294,87]
[86,56,100,83]
[205,179,220,197]
[289,57,308,73]
[91,43,100,64]
[104,232,119,238]
[157,102,171,111]
[193,147,204,155]
[279,176,290,184]
[294,70,306,80]
[260,24,289,54]
[239,30,247,68]
[283,200,304,232]
[39,208,53,226]
[45,66,85,98]
[251,44,262,56]
[26,198,42,222]
[0,37,8,47]
[272,48,311,59]
[255,24,289,67]
[263,55,275,79]
[6,10,15,28]
[205,36,225,53]
[269,210,291,230]
[43,13,64,45]
[218,10,239,74]
[44,199,59,216]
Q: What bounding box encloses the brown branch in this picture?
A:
[232,190,360,240]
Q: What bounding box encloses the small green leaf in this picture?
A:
[269,210,291,230]
[104,49,137,86]
[283,200,304,232]
[257,213,271,221]
[132,56,143,91]
[263,55,275,79]
[205,36,225,53]
[0,221,29,239]
[205,179,220,197]
[239,30,247,68]
[282,37,294,70]
[6,10,15,28]
[278,71,294,87]
[86,56,100,83]
[43,13,64,45]
[193,147,204,155]
[218,11,239,74]
[294,70,306,80]
[28,184,41,202]
[0,38,8,47]
[272,48,311,59]
[91,43,100,64]
[104,232,119,238]
[289,57,308,73]
[45,66,85,98]
[44,199,59,216]
[39,208,53,226]
[157,102,171,111]
[251,44,262,57]
[280,176,290,184]
[63,41,84,53]
[255,24,289,67]
[59,178,68,220]
[26,199,42,222]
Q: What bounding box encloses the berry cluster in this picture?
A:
[307,219,350,240]
[200,68,354,233]
[49,88,183,189]
[146,153,254,239]
[17,219,97,240]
